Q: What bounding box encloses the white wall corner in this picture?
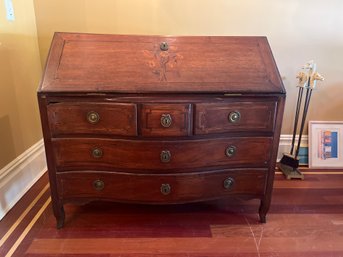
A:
[0,139,47,220]
[277,134,308,161]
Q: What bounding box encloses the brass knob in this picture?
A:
[160,113,172,128]
[160,42,169,51]
[228,111,241,123]
[223,177,235,190]
[161,183,171,195]
[92,148,103,158]
[93,179,105,191]
[160,150,171,163]
[87,111,100,124]
[225,145,236,157]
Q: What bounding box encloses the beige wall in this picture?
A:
[0,0,42,169]
[1,0,342,169]
[33,0,343,135]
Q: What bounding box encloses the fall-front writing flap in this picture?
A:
[39,33,285,94]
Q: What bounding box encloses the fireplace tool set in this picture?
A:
[279,61,324,179]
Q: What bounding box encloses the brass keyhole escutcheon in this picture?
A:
[92,148,103,158]
[225,145,236,158]
[223,177,235,190]
[160,150,171,163]
[228,111,241,123]
[161,113,172,128]
[161,183,171,195]
[93,179,105,191]
[87,111,100,124]
[160,42,169,51]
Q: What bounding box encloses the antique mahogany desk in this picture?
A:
[38,33,285,228]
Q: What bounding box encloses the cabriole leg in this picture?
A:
[53,203,65,229]
[259,199,268,223]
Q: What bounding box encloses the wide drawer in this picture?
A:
[47,102,137,136]
[57,169,267,203]
[195,101,276,134]
[52,137,273,172]
[140,103,192,137]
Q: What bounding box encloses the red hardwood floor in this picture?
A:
[1,170,343,257]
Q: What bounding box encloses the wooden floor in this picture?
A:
[1,169,343,257]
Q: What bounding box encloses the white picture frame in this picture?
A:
[309,121,343,169]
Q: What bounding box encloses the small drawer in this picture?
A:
[47,102,137,136]
[56,169,267,203]
[52,137,272,172]
[195,101,276,135]
[140,103,192,137]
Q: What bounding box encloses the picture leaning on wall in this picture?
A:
[309,121,343,168]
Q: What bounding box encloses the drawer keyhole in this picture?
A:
[160,150,171,163]
[161,183,171,195]
[161,113,172,128]
[160,42,169,51]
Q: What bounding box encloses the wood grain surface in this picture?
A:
[37,33,285,228]
[38,33,285,94]
[1,171,342,257]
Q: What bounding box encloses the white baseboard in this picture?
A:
[0,139,47,220]
[277,134,308,161]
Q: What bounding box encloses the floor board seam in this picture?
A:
[0,184,49,248]
[5,197,51,257]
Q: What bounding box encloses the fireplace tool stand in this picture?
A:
[279,61,324,179]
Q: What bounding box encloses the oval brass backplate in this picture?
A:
[161,183,171,195]
[228,111,241,123]
[93,179,105,191]
[223,177,235,190]
[92,148,103,158]
[87,111,100,124]
[225,145,236,158]
[160,150,171,163]
[160,113,172,128]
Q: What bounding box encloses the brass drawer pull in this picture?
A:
[92,148,103,158]
[160,113,172,128]
[87,111,100,124]
[225,145,236,157]
[161,183,171,195]
[228,111,241,123]
[93,179,105,191]
[160,150,171,163]
[223,177,235,190]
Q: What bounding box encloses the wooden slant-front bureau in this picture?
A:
[38,33,285,228]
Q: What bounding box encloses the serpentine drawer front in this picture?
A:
[52,137,273,171]
[38,33,285,228]
[56,169,267,203]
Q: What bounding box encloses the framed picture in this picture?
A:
[309,121,343,168]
